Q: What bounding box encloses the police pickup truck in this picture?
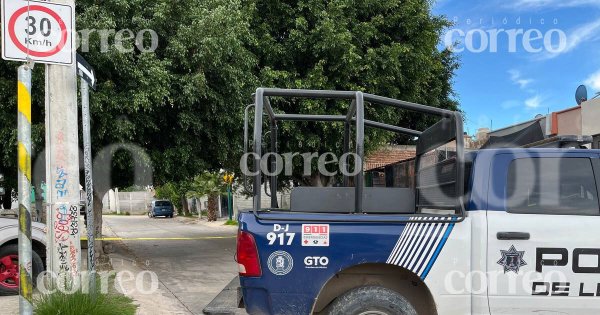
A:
[205,89,600,315]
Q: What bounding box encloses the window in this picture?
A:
[506,158,600,215]
[155,201,172,207]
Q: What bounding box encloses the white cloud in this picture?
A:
[512,0,600,9]
[525,95,543,109]
[585,69,600,90]
[540,19,600,60]
[508,70,533,89]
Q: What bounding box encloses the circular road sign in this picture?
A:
[1,0,74,65]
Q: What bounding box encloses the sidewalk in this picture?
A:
[1,216,237,315]
[0,294,18,315]
[174,215,238,231]
[103,222,194,315]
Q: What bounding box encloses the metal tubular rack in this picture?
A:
[244,88,466,223]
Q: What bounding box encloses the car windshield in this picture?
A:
[155,201,171,207]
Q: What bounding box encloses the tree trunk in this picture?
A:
[207,194,218,222]
[92,192,106,260]
[181,195,190,216]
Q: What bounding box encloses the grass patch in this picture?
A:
[35,274,137,315]
[224,219,238,226]
[35,288,137,315]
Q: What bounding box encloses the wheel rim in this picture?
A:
[0,254,19,289]
[358,312,389,315]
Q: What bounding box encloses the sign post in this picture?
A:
[43,0,81,292]
[77,53,96,295]
[223,173,234,221]
[17,64,33,315]
[3,1,76,313]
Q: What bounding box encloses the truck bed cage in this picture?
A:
[245,88,466,223]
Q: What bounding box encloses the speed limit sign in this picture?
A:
[1,0,75,65]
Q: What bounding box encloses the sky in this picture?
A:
[432,0,600,135]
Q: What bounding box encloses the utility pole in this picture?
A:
[18,64,33,315]
[45,0,81,287]
[77,52,98,295]
[81,77,96,293]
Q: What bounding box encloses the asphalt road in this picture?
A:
[104,215,239,315]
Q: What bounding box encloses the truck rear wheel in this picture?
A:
[324,286,417,315]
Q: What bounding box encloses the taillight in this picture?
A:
[237,230,262,277]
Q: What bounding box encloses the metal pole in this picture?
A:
[227,184,233,221]
[253,89,264,211]
[270,122,278,208]
[45,0,81,286]
[81,78,96,294]
[343,122,350,187]
[18,65,33,315]
[355,92,365,213]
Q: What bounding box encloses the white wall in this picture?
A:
[102,190,154,214]
[582,99,600,137]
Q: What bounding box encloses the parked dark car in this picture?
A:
[148,200,174,218]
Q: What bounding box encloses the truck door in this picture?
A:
[487,153,600,315]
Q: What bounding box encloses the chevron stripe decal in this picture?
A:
[386,217,455,280]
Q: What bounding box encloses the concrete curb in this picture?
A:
[174,216,238,231]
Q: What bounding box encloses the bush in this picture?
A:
[35,288,137,315]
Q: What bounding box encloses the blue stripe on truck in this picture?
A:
[386,217,455,280]
[420,220,455,280]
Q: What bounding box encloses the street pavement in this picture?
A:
[0,215,240,315]
[103,215,241,315]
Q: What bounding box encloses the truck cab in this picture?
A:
[205,88,600,315]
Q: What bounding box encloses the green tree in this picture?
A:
[248,0,459,185]
[0,0,458,254]
[187,172,227,222]
[75,0,256,252]
[0,0,258,256]
[154,182,181,214]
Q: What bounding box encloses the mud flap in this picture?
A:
[203,276,245,315]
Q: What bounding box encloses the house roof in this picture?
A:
[364,145,416,171]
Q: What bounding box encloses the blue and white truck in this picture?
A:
[206,88,600,315]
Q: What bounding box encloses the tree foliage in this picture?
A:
[247,0,459,184]
[187,172,227,198]
[187,172,227,221]
[154,182,181,211]
[0,0,459,197]
[250,0,458,154]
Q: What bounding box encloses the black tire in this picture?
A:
[0,244,44,296]
[325,286,417,315]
